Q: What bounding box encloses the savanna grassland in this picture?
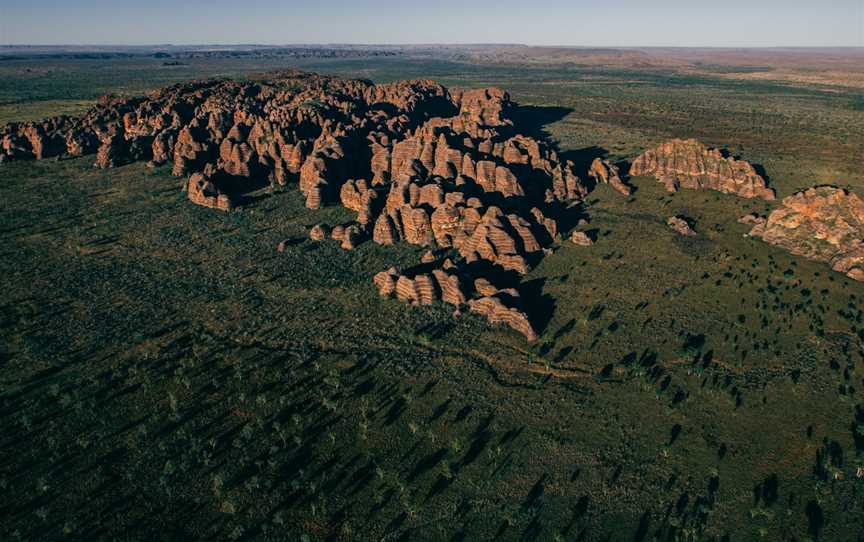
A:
[2,48,864,541]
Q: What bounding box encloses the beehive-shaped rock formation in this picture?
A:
[0,70,645,342]
[630,139,775,200]
[750,186,864,281]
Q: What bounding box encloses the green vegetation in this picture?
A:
[1,54,864,540]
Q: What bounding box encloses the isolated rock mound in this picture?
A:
[667,216,697,237]
[750,186,864,281]
[570,231,594,246]
[630,138,775,200]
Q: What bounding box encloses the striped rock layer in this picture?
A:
[749,186,864,282]
[629,138,775,200]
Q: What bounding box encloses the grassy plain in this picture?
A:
[1,51,864,540]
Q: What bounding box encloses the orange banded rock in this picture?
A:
[630,138,774,200]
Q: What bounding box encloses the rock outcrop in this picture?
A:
[589,158,631,196]
[468,290,538,342]
[738,213,766,226]
[630,139,775,200]
[309,224,329,241]
[0,71,589,342]
[667,216,697,237]
[570,231,594,246]
[187,171,233,211]
[749,186,864,281]
[5,71,789,341]
[373,266,468,308]
[373,265,536,340]
[1,116,75,161]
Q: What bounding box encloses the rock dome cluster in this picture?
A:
[5,70,860,340]
[1,71,593,341]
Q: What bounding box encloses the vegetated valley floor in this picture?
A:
[1,52,864,541]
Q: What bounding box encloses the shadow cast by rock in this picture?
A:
[518,278,555,337]
[559,145,608,187]
[509,105,573,143]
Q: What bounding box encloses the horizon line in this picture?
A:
[2,43,864,50]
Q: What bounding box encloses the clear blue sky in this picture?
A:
[1,0,862,47]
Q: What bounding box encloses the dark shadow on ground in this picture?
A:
[560,146,608,185]
[509,105,573,143]
[211,170,270,204]
[518,278,555,337]
[751,163,772,187]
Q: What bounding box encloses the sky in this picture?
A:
[1,0,862,47]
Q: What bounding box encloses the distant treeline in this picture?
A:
[0,47,401,62]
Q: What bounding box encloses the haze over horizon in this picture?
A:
[1,0,863,48]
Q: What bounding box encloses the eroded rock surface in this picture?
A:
[589,158,631,196]
[630,138,775,200]
[667,216,697,237]
[6,71,792,340]
[570,231,594,246]
[187,170,233,211]
[738,213,766,226]
[14,71,590,340]
[750,186,864,281]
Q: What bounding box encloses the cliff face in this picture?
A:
[750,186,864,282]
[630,138,775,200]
